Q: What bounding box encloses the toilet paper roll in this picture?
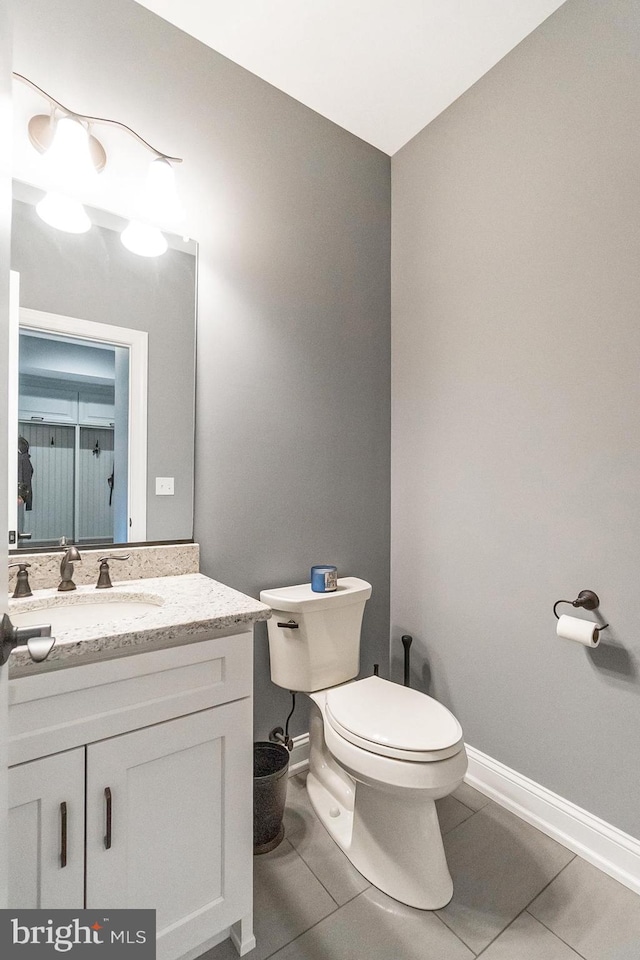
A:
[556,614,600,648]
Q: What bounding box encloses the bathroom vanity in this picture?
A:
[6,569,270,960]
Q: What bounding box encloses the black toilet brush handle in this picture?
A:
[401,635,413,687]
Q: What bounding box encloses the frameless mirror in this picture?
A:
[8,182,197,550]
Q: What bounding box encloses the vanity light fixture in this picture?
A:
[32,114,99,233]
[35,191,92,234]
[14,73,185,255]
[121,220,168,258]
[120,157,183,256]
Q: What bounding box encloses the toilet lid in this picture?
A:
[325,676,463,762]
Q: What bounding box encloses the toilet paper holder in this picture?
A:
[553,590,609,630]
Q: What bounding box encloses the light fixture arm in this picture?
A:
[13,72,183,164]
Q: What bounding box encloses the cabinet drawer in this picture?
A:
[9,631,252,765]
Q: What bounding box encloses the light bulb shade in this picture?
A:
[36,192,91,234]
[44,116,99,191]
[121,220,168,257]
[140,158,185,225]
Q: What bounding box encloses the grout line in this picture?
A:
[430,911,479,957]
[287,826,373,909]
[439,802,484,841]
[519,854,577,918]
[473,857,585,960]
[473,911,527,959]
[284,838,342,908]
[437,850,580,958]
[523,910,589,960]
[259,895,350,960]
[434,904,476,950]
[524,858,594,960]
[256,837,342,960]
[440,800,476,836]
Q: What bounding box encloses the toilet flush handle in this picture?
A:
[277,619,299,629]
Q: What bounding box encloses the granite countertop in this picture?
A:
[8,573,271,675]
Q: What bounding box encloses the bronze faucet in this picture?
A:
[96,554,130,589]
[9,562,33,598]
[58,544,82,592]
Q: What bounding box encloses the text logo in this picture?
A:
[1,910,155,958]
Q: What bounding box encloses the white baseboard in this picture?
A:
[288,733,310,777]
[465,744,640,896]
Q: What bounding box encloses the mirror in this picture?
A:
[9,182,197,550]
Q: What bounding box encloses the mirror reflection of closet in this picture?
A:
[17,329,129,547]
[10,183,196,551]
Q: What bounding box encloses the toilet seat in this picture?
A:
[325,676,463,762]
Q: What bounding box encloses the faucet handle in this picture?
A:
[9,562,33,599]
[96,555,131,589]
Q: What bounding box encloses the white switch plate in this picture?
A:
[156,477,175,496]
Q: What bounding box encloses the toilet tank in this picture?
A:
[260,578,372,692]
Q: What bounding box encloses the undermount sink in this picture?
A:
[11,596,163,633]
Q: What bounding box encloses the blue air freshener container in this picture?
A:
[310,565,338,593]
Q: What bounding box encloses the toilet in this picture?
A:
[260,577,468,909]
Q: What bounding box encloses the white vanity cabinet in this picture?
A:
[8,631,255,960]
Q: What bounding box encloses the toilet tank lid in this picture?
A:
[260,577,372,612]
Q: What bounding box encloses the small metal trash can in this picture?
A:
[253,741,289,854]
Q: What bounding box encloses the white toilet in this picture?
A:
[260,577,468,909]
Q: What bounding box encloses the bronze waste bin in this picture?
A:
[253,741,289,854]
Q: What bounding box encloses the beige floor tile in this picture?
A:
[287,813,371,906]
[437,794,476,834]
[454,780,491,812]
[480,911,583,959]
[529,857,640,960]
[436,801,575,953]
[268,885,475,960]
[282,773,313,841]
[205,839,338,960]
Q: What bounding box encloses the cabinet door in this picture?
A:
[19,381,78,423]
[86,700,252,960]
[78,386,115,426]
[9,748,85,908]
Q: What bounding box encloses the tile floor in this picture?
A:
[206,773,640,960]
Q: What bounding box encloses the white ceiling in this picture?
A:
[134,0,567,155]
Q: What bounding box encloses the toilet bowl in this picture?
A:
[306,676,467,909]
[260,578,467,909]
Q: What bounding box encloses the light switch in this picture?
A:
[156,477,175,496]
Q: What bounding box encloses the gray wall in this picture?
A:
[12,0,391,738]
[392,0,640,839]
[11,198,196,542]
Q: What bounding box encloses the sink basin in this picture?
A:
[11,597,163,633]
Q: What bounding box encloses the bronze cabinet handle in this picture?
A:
[60,801,67,868]
[104,787,112,850]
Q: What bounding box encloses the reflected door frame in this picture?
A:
[8,278,148,546]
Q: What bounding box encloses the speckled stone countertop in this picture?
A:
[8,573,271,676]
[10,542,200,592]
